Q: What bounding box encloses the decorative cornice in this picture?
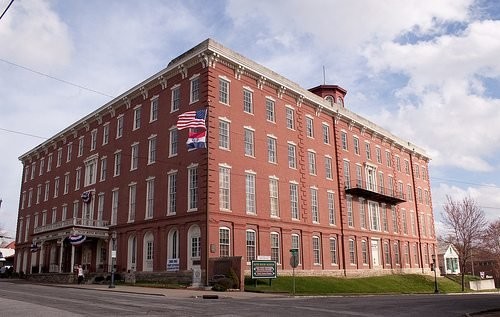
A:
[277,85,286,99]
[140,86,148,100]
[107,105,115,118]
[296,95,304,108]
[334,114,341,125]
[315,104,323,117]
[158,75,167,90]
[257,76,266,90]
[348,120,355,131]
[234,65,244,80]
[18,38,429,162]
[178,64,188,79]
[123,97,131,109]
[200,52,219,68]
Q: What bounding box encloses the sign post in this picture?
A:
[289,249,299,296]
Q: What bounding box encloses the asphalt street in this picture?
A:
[0,279,499,317]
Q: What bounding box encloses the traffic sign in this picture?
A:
[290,254,299,268]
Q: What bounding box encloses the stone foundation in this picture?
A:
[26,273,76,284]
[126,270,195,286]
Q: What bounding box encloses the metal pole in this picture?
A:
[109,233,116,288]
[434,267,438,293]
[292,267,296,296]
[432,255,439,294]
[109,256,115,288]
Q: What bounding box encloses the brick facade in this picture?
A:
[15,39,437,284]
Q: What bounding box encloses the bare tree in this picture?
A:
[480,219,500,284]
[441,195,487,291]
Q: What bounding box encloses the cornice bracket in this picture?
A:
[178,64,188,79]
[257,76,266,90]
[158,75,168,90]
[296,95,304,108]
[235,65,244,80]
[123,97,131,109]
[277,85,286,99]
[140,86,148,100]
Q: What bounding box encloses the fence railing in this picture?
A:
[34,218,109,234]
[345,180,406,201]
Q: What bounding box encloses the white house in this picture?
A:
[438,244,460,275]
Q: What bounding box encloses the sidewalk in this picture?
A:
[55,283,286,299]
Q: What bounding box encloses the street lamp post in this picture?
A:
[432,254,439,294]
[109,231,117,288]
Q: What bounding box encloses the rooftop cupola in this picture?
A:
[309,85,347,108]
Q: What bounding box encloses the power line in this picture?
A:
[430,176,500,189]
[0,127,47,140]
[0,58,115,98]
[0,0,14,21]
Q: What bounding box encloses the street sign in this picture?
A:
[290,254,299,268]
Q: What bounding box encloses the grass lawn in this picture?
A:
[245,274,465,295]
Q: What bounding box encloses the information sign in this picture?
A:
[251,260,277,279]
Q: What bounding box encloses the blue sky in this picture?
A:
[1,0,500,238]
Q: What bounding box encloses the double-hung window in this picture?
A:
[171,85,180,112]
[243,89,253,113]
[266,98,275,122]
[219,227,230,257]
[244,128,254,157]
[267,136,277,163]
[306,116,314,137]
[190,76,200,104]
[219,165,231,211]
[148,136,157,164]
[133,106,141,130]
[219,78,230,105]
[288,143,297,169]
[219,119,230,150]
[150,97,158,122]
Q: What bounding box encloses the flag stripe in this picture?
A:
[177,109,207,130]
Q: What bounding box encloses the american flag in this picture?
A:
[177,109,207,130]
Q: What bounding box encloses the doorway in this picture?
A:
[371,239,380,267]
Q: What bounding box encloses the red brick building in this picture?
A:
[15,39,436,283]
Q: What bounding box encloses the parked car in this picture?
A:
[0,266,12,278]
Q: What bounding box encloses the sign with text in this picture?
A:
[257,255,271,260]
[251,260,277,279]
[166,258,179,272]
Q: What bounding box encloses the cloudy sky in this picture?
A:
[1,0,500,238]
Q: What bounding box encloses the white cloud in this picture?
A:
[364,20,500,171]
[226,0,472,49]
[0,0,73,69]
[432,182,500,233]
